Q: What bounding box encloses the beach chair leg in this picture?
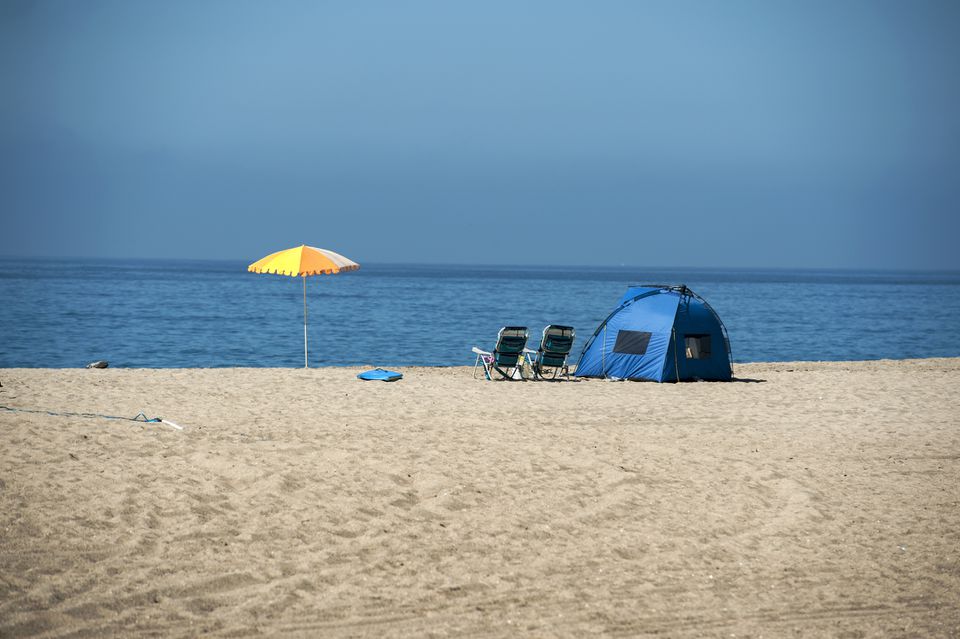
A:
[474,353,492,380]
[493,364,521,380]
[529,355,544,381]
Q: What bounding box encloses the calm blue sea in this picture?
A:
[1,258,959,368]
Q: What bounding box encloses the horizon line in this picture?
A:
[1,254,959,275]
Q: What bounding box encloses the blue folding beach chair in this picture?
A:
[472,326,530,380]
[526,325,575,380]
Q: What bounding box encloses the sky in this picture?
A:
[1,0,958,269]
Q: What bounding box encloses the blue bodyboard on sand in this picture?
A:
[357,368,403,382]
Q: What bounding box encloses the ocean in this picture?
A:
[1,258,959,368]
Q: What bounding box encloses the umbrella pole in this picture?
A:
[303,275,308,368]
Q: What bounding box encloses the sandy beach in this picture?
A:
[1,359,958,637]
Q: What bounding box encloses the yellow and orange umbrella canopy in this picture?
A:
[248,245,360,367]
[247,244,359,276]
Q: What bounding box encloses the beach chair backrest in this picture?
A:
[495,326,528,366]
[539,325,575,367]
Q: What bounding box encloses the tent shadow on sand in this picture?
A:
[597,376,767,383]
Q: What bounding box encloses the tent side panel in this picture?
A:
[659,328,678,382]
[576,293,680,381]
[573,327,607,377]
[672,299,732,381]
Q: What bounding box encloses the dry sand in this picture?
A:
[1,359,958,637]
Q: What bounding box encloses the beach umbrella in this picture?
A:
[248,245,360,368]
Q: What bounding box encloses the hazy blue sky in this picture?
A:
[1,0,958,269]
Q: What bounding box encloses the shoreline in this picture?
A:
[2,358,958,636]
[2,355,959,371]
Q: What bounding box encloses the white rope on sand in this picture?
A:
[0,405,186,431]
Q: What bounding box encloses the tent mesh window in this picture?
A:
[684,334,712,359]
[613,330,652,355]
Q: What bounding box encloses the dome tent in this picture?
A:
[574,285,732,382]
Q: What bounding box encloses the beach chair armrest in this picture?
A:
[472,346,495,380]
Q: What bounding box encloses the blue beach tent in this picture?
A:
[575,285,733,382]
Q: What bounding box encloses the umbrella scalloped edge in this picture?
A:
[247,265,360,276]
